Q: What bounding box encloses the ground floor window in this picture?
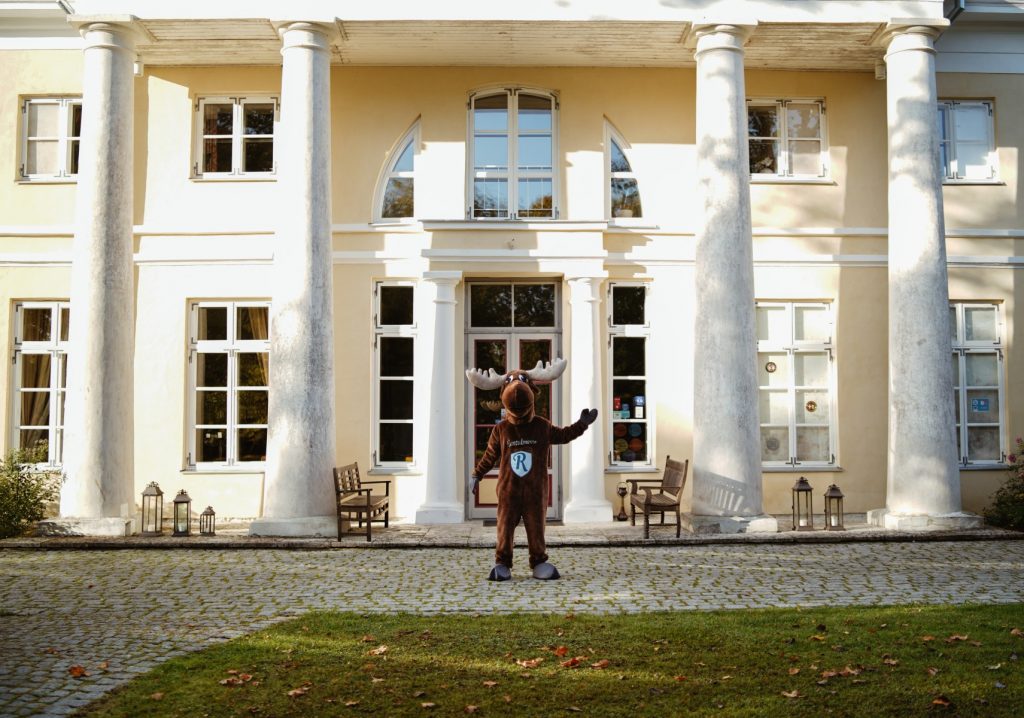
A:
[951,302,1005,465]
[756,301,836,467]
[188,301,269,467]
[608,284,651,467]
[11,301,69,464]
[374,283,415,466]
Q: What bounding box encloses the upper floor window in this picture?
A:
[607,126,643,220]
[376,123,418,221]
[938,100,997,182]
[19,97,81,181]
[468,89,557,219]
[193,96,277,179]
[950,302,1004,465]
[747,99,827,179]
[11,302,70,465]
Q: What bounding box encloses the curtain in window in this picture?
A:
[241,307,270,382]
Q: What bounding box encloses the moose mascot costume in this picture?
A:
[466,358,597,581]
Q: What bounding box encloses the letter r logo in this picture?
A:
[511,450,532,477]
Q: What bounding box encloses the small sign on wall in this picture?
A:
[971,398,990,412]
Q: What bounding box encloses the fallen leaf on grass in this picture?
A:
[371,677,385,683]
[1010,628,1022,638]
[927,667,940,677]
[345,700,359,707]
[421,702,436,709]
[674,675,687,681]
[591,659,610,670]
[368,645,389,656]
[810,635,826,642]
[503,695,512,703]
[516,658,544,668]
[788,668,800,675]
[781,690,800,699]
[932,695,952,707]
[287,687,309,698]
[149,693,164,701]
[413,691,427,698]
[560,657,582,668]
[922,636,935,642]
[988,663,1002,670]
[220,677,244,687]
[840,666,862,677]
[946,634,969,643]
[568,708,583,713]
[465,707,478,714]
[483,680,498,688]
[995,681,1006,689]
[554,646,569,657]
[360,635,376,642]
[883,657,900,666]
[720,675,732,681]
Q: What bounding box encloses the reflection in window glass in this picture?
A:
[513,284,555,327]
[380,132,417,219]
[609,136,643,219]
[748,99,825,177]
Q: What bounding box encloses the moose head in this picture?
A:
[466,358,567,424]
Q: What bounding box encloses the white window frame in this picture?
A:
[10,301,70,466]
[756,301,837,468]
[192,96,278,180]
[938,100,998,183]
[605,123,644,223]
[373,282,416,469]
[187,301,270,469]
[950,301,1005,466]
[747,98,829,181]
[466,87,559,220]
[373,121,419,223]
[19,97,82,182]
[607,283,654,470]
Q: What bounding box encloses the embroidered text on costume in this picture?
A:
[507,439,538,447]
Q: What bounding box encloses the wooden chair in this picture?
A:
[334,462,390,542]
[628,455,688,539]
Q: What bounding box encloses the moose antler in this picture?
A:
[522,358,567,384]
[465,367,505,390]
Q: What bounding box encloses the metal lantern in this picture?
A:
[791,476,814,531]
[141,482,164,536]
[615,482,629,521]
[824,484,845,531]
[172,489,192,537]
[199,506,216,536]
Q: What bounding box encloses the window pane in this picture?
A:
[381,337,414,376]
[796,427,830,462]
[967,427,999,461]
[759,390,788,424]
[196,429,227,462]
[237,428,267,462]
[954,388,960,423]
[474,94,508,131]
[20,355,51,388]
[382,178,414,218]
[242,138,273,172]
[796,390,829,424]
[380,380,413,419]
[758,353,789,387]
[470,285,512,327]
[795,353,828,387]
[518,135,552,170]
[59,355,67,389]
[237,306,269,341]
[794,306,829,341]
[198,307,227,341]
[749,140,779,174]
[69,104,82,137]
[756,306,789,343]
[613,337,645,376]
[237,390,268,425]
[519,339,551,373]
[513,284,555,327]
[203,138,232,173]
[612,286,645,325]
[22,308,52,342]
[196,390,227,425]
[612,422,647,462]
[196,353,227,387]
[26,140,58,175]
[789,140,822,175]
[473,339,507,375]
[611,178,642,218]
[610,140,631,173]
[518,94,551,131]
[20,392,49,426]
[949,307,958,342]
[473,179,508,217]
[380,286,414,325]
[237,353,269,387]
[760,426,788,462]
[69,140,80,175]
[517,179,553,218]
[243,103,274,135]
[393,140,414,172]
[954,105,988,142]
[786,103,821,139]
[28,103,59,136]
[939,141,950,177]
[964,306,996,341]
[956,142,990,179]
[474,135,508,169]
[748,106,778,137]
[379,423,413,462]
[203,103,233,135]
[966,389,998,423]
[965,353,998,386]
[612,380,645,415]
[20,429,48,453]
[951,353,960,388]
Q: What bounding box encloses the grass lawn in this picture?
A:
[80,604,1023,717]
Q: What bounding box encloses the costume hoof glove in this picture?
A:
[488,564,512,582]
[532,562,560,580]
[579,408,598,426]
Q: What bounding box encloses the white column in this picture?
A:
[51,21,138,537]
[251,22,336,537]
[563,275,613,523]
[416,271,464,524]
[689,23,776,534]
[870,23,980,531]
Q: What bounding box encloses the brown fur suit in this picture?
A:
[468,360,597,579]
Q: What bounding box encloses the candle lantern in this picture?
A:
[791,476,814,531]
[615,482,629,521]
[824,484,845,531]
[172,489,192,537]
[140,482,164,536]
[200,506,216,536]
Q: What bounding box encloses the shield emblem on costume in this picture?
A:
[510,450,532,477]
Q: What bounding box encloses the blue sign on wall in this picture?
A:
[971,398,990,412]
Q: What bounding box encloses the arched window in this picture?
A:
[606,125,642,220]
[468,89,557,220]
[376,122,418,221]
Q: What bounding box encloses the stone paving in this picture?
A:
[1,536,1024,717]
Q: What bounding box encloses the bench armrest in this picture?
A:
[626,478,663,495]
[360,480,391,496]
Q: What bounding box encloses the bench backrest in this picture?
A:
[662,456,689,498]
[334,462,361,495]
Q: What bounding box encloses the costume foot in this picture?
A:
[488,564,512,581]
[532,562,560,580]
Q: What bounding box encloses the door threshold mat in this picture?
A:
[482,519,564,527]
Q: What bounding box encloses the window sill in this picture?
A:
[16,178,77,185]
[942,180,1005,186]
[606,466,660,474]
[750,177,836,185]
[960,463,1009,471]
[190,175,277,183]
[368,467,422,476]
[181,467,265,475]
[762,465,843,473]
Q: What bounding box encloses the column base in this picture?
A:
[563,499,614,524]
[37,517,134,537]
[249,515,336,537]
[867,509,984,532]
[415,503,464,524]
[681,514,778,535]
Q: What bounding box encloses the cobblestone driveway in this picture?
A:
[2,541,1023,717]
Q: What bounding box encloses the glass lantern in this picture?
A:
[791,476,814,531]
[199,506,216,536]
[172,489,192,537]
[140,482,163,536]
[824,484,845,531]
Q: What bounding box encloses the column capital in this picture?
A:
[422,270,463,286]
[273,20,343,48]
[875,18,949,56]
[68,15,152,50]
[685,21,757,53]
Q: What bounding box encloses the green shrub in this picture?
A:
[984,436,1024,531]
[0,447,62,539]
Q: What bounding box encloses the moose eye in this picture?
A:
[518,374,526,382]
[504,376,514,383]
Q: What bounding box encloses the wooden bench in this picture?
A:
[627,455,689,539]
[334,462,390,542]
